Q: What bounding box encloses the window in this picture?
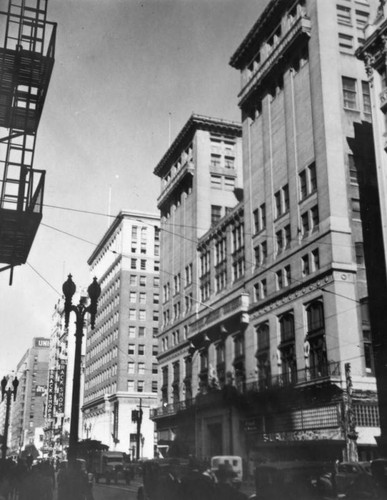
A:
[311,205,319,230]
[185,263,193,285]
[129,326,136,338]
[306,301,328,378]
[131,259,137,270]
[138,310,146,321]
[348,154,358,183]
[152,345,158,356]
[211,205,222,226]
[361,300,374,375]
[129,291,136,303]
[301,212,309,236]
[154,276,159,287]
[140,259,146,270]
[140,276,146,286]
[255,241,268,267]
[276,230,283,254]
[299,162,317,199]
[129,309,136,320]
[275,191,281,219]
[153,293,159,305]
[174,273,181,294]
[276,270,283,290]
[362,81,371,114]
[284,265,291,287]
[274,185,289,218]
[311,249,320,272]
[210,154,221,168]
[130,275,137,286]
[137,380,144,392]
[337,5,351,25]
[128,344,135,355]
[254,279,267,301]
[299,170,307,200]
[128,362,135,374]
[278,313,297,383]
[128,380,134,392]
[355,9,368,28]
[352,199,361,219]
[139,292,146,304]
[284,225,291,249]
[225,157,235,169]
[152,363,158,375]
[302,254,310,276]
[152,381,158,393]
[211,174,222,188]
[138,326,145,337]
[342,77,357,110]
[256,323,271,389]
[339,33,354,51]
[131,226,138,240]
[138,345,145,356]
[355,242,364,265]
[224,176,235,190]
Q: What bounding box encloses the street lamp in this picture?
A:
[1,375,19,461]
[62,274,101,462]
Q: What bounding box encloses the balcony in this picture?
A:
[150,398,195,419]
[190,292,249,337]
[245,361,341,394]
[239,15,312,106]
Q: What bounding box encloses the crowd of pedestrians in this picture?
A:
[0,456,93,500]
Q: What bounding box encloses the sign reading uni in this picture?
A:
[34,338,50,348]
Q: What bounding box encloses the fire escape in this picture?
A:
[0,0,56,283]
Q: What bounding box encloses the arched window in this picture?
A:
[305,300,327,378]
[256,323,271,390]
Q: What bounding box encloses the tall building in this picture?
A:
[10,337,50,455]
[357,0,387,455]
[83,210,160,459]
[152,0,380,464]
[152,114,243,456]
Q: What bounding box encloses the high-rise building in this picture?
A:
[152,114,243,456]
[10,337,50,455]
[152,0,380,464]
[356,0,387,456]
[83,210,160,458]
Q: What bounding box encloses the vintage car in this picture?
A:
[249,461,337,500]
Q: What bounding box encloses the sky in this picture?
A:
[0,0,268,373]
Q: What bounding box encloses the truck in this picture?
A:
[91,450,131,484]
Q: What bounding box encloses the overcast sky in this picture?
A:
[0,0,268,373]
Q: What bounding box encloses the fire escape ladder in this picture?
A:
[0,0,53,280]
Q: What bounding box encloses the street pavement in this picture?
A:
[93,480,141,500]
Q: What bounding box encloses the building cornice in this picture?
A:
[229,0,286,70]
[153,114,241,178]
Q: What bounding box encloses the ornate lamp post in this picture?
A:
[1,375,19,461]
[62,274,101,462]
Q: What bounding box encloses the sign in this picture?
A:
[34,338,50,348]
[56,365,66,414]
[35,385,46,396]
[46,370,55,418]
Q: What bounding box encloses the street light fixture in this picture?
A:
[1,375,18,461]
[62,274,101,463]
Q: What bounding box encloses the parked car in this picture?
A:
[249,461,336,500]
[335,461,371,495]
